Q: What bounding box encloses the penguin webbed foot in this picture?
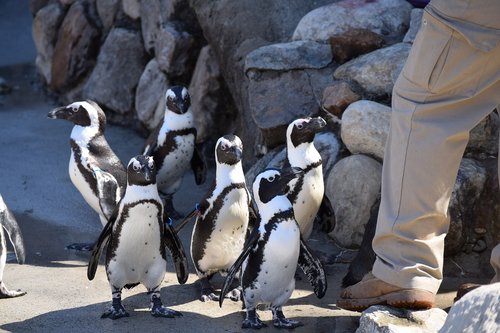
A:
[150,293,182,318]
[0,282,27,299]
[66,242,95,252]
[101,304,130,320]
[200,287,220,302]
[242,309,267,329]
[224,286,242,302]
[151,305,183,318]
[272,309,303,329]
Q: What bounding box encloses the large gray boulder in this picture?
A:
[189,45,236,144]
[326,154,382,248]
[439,283,500,333]
[96,0,120,34]
[334,43,411,97]
[188,0,334,164]
[84,28,147,116]
[341,100,391,160]
[292,0,413,42]
[32,3,65,85]
[50,1,101,92]
[135,59,169,131]
[403,8,424,44]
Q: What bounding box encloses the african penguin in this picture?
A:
[0,194,26,298]
[142,86,206,219]
[220,167,327,329]
[48,101,126,227]
[87,155,188,320]
[190,135,251,302]
[285,116,326,239]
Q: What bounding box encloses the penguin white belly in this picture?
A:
[69,152,100,215]
[157,135,195,194]
[246,221,300,305]
[294,169,324,238]
[108,204,166,287]
[197,189,249,272]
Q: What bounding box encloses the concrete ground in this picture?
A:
[0,2,467,332]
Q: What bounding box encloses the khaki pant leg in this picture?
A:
[372,11,500,294]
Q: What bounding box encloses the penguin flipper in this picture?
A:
[219,227,260,308]
[142,124,161,156]
[164,222,189,284]
[92,168,120,220]
[298,237,327,299]
[191,143,206,185]
[87,213,115,280]
[0,202,26,265]
[317,195,335,233]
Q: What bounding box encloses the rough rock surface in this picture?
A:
[32,3,64,85]
[50,1,101,92]
[122,0,140,20]
[83,28,147,116]
[439,283,500,333]
[326,154,382,248]
[293,0,413,42]
[329,28,386,64]
[135,59,169,130]
[96,0,120,34]
[341,100,391,160]
[322,81,361,118]
[357,305,447,333]
[334,42,411,97]
[467,112,499,156]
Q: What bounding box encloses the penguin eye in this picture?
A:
[297,123,304,130]
[221,145,226,151]
[133,165,140,171]
[268,176,275,182]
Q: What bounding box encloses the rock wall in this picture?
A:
[31,0,499,279]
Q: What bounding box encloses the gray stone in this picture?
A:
[51,1,101,92]
[188,0,334,165]
[439,283,500,333]
[467,112,499,156]
[314,132,342,177]
[248,66,336,148]
[140,0,162,54]
[84,28,147,115]
[122,0,140,20]
[326,155,382,248]
[293,0,413,42]
[403,8,424,44]
[341,100,391,160]
[189,45,233,144]
[31,3,64,85]
[329,28,386,64]
[155,23,196,78]
[245,41,332,72]
[446,158,488,254]
[135,59,169,131]
[96,0,120,33]
[334,43,411,97]
[357,305,447,333]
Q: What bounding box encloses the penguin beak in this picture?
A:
[229,146,242,160]
[143,166,156,183]
[279,167,303,185]
[307,117,327,132]
[47,106,69,120]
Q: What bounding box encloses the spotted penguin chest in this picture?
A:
[293,169,324,236]
[156,134,195,192]
[107,203,166,285]
[69,151,100,214]
[193,188,249,272]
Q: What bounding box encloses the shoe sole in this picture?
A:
[337,289,435,312]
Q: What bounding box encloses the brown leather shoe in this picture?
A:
[454,283,482,302]
[337,272,435,312]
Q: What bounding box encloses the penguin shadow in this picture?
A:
[12,212,97,268]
